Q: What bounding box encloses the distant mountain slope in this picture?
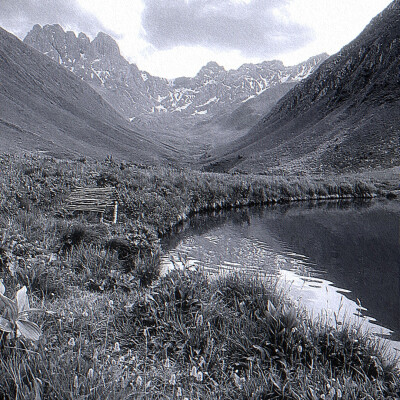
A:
[206,0,400,173]
[192,82,298,151]
[0,27,172,162]
[24,24,327,141]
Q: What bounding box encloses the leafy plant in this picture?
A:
[0,281,42,342]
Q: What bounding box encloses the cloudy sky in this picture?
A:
[0,0,393,78]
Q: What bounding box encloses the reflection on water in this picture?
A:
[161,200,400,357]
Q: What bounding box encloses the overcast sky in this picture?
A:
[0,0,393,78]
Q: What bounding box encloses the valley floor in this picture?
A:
[0,154,399,399]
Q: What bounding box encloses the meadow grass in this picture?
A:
[0,154,398,399]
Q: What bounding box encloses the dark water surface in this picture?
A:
[161,199,400,356]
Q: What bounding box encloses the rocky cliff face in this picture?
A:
[206,0,400,173]
[24,24,327,130]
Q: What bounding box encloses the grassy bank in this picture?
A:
[0,154,399,399]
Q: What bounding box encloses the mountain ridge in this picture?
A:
[0,26,172,163]
[23,24,328,133]
[205,0,400,173]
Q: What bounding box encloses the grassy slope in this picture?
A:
[0,154,398,399]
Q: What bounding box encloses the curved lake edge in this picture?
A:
[157,181,398,237]
[160,197,400,366]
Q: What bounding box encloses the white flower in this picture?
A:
[169,374,176,386]
[68,337,75,347]
[297,345,303,353]
[87,368,94,380]
[196,371,203,382]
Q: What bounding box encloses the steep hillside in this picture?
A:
[0,27,173,162]
[206,0,400,173]
[192,82,297,151]
[24,24,327,142]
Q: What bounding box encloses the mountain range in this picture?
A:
[1,0,399,173]
[23,24,327,151]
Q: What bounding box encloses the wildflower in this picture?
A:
[136,376,143,387]
[114,342,120,352]
[87,368,94,380]
[297,345,303,353]
[165,358,171,368]
[82,310,89,317]
[196,371,203,382]
[119,355,125,363]
[190,366,197,377]
[74,375,79,389]
[109,300,114,307]
[232,372,243,389]
[169,373,177,386]
[177,387,183,397]
[68,337,75,347]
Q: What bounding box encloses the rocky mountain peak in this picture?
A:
[90,32,121,58]
[77,32,90,47]
[195,61,226,80]
[24,24,328,132]
[202,61,224,72]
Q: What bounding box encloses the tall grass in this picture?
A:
[0,154,398,399]
[1,269,398,399]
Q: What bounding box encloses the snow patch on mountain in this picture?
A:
[23,24,329,128]
[196,97,219,108]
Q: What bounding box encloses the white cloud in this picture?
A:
[141,0,313,57]
[136,45,261,78]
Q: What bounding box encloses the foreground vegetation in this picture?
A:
[0,154,399,399]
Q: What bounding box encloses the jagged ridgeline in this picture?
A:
[23,24,327,133]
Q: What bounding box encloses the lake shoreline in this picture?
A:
[0,154,398,398]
